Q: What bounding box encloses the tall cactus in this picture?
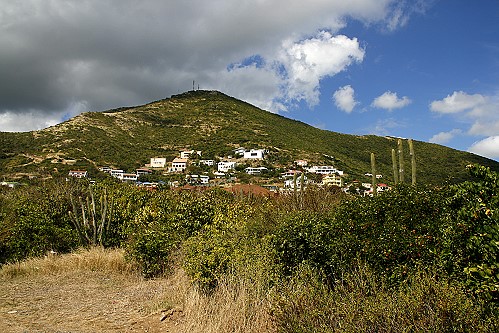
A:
[409,139,417,185]
[69,186,114,246]
[398,139,405,183]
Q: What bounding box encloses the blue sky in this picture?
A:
[1,1,498,160]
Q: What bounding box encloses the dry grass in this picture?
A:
[181,277,275,333]
[0,247,137,279]
[0,247,275,333]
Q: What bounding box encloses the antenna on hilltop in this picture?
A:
[192,80,195,91]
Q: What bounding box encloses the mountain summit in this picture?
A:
[1,90,497,183]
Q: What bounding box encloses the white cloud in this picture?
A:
[333,85,358,113]
[429,91,486,114]
[468,136,499,160]
[0,101,87,132]
[468,121,499,136]
[371,91,411,111]
[278,32,365,107]
[429,129,462,145]
[0,111,60,132]
[430,91,499,160]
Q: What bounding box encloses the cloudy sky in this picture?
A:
[1,1,498,160]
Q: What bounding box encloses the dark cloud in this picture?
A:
[0,0,405,131]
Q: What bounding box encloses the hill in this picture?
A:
[1,90,498,184]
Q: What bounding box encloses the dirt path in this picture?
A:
[0,265,184,332]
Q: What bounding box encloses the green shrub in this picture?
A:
[270,263,497,333]
[332,185,449,284]
[183,199,277,291]
[445,165,499,301]
[125,189,232,277]
[0,181,81,264]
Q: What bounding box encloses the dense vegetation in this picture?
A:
[1,164,498,331]
[1,90,498,184]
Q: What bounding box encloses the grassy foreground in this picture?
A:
[0,247,273,333]
[1,247,497,333]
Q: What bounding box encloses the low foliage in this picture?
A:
[1,164,498,329]
[270,263,497,333]
[124,189,232,277]
[445,165,499,301]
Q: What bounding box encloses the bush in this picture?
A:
[271,185,450,286]
[0,181,82,264]
[444,165,499,301]
[125,189,232,277]
[182,199,276,291]
[270,263,497,333]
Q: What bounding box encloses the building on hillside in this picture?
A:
[121,173,138,182]
[306,165,343,175]
[170,158,188,172]
[68,170,88,178]
[377,183,390,193]
[1,181,21,188]
[234,147,246,156]
[150,158,167,168]
[322,174,343,187]
[186,174,209,185]
[98,166,112,173]
[136,168,153,176]
[243,149,266,159]
[294,160,308,167]
[281,170,302,179]
[180,150,202,159]
[218,161,237,173]
[110,169,124,178]
[199,159,215,166]
[365,173,383,179]
[244,167,268,175]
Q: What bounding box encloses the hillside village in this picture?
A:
[65,147,390,196]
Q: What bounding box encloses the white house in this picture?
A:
[121,173,138,182]
[281,170,302,179]
[306,166,344,175]
[234,147,246,156]
[245,167,268,175]
[199,159,215,166]
[218,161,237,173]
[98,166,111,173]
[150,158,167,168]
[322,174,343,187]
[170,158,188,172]
[365,173,383,179]
[180,150,202,159]
[243,149,266,159]
[294,160,308,167]
[1,181,20,188]
[110,169,124,178]
[186,174,209,185]
[68,170,88,178]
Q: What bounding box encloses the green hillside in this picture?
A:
[1,90,498,184]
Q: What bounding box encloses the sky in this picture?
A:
[1,0,498,160]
